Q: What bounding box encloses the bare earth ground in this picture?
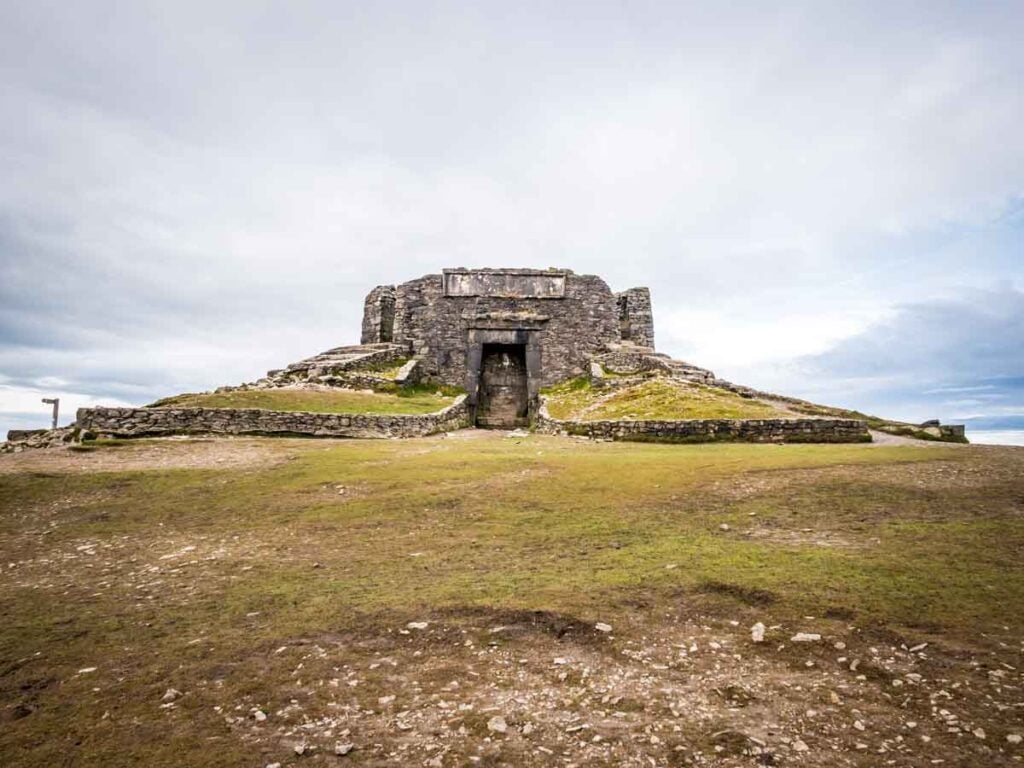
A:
[0,432,1022,767]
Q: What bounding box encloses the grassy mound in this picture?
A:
[543,377,788,421]
[148,386,456,415]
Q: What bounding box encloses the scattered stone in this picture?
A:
[78,667,97,674]
[791,633,821,642]
[407,621,429,630]
[334,742,354,756]
[853,720,865,731]
[973,728,986,739]
[751,622,766,643]
[595,622,613,633]
[378,695,395,705]
[487,716,508,734]
[161,688,181,702]
[719,523,731,532]
[792,739,808,752]
[253,710,267,722]
[1006,734,1022,744]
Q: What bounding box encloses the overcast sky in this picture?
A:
[1,1,1022,440]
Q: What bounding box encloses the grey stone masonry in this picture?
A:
[615,287,655,348]
[361,286,397,344]
[536,401,870,444]
[387,268,623,390]
[274,343,406,381]
[76,396,469,440]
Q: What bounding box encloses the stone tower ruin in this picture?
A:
[360,268,654,427]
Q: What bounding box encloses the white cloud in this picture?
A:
[0,1,1022,429]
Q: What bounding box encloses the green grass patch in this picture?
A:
[147,387,455,415]
[544,377,789,421]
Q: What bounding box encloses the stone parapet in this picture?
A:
[535,402,870,444]
[76,396,469,440]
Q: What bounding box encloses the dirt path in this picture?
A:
[0,436,305,474]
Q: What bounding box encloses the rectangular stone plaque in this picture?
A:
[443,270,566,298]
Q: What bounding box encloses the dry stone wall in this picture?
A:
[76,397,469,439]
[536,403,870,444]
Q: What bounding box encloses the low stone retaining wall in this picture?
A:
[536,404,870,444]
[76,396,470,440]
[2,427,77,453]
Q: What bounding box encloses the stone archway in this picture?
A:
[476,344,529,428]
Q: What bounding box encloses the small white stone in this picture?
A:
[751,622,766,642]
[78,667,97,674]
[253,710,267,722]
[791,633,821,642]
[407,621,429,630]
[161,688,181,702]
[378,695,395,705]
[792,739,809,752]
[1006,733,1022,744]
[853,720,865,731]
[719,523,731,531]
[595,622,612,633]
[487,716,508,734]
[335,742,354,755]
[973,728,986,740]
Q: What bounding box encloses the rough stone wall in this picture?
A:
[2,427,77,453]
[361,286,397,344]
[615,288,655,348]
[76,397,469,440]
[536,403,870,444]
[594,349,670,374]
[270,344,406,384]
[390,269,622,388]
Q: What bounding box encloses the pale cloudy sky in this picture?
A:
[1,1,1022,438]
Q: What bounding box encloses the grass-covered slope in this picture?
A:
[543,377,789,421]
[148,386,456,415]
[1,435,1020,766]
[786,401,969,442]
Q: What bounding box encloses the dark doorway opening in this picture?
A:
[476,344,529,428]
